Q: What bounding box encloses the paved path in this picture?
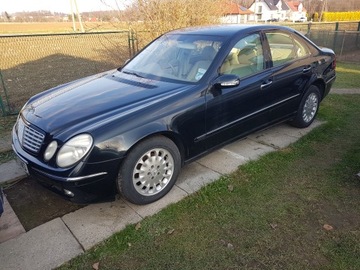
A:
[0,120,323,269]
[330,88,360,94]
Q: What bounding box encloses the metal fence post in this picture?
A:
[128,28,132,58]
[0,69,9,116]
[357,21,360,48]
[128,28,138,58]
[306,22,312,38]
[333,22,339,52]
[339,31,346,59]
[0,96,5,116]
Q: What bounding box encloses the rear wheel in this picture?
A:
[290,85,321,128]
[117,136,181,205]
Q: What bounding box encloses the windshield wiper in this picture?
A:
[122,70,144,78]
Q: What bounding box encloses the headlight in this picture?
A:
[56,134,93,168]
[44,141,58,161]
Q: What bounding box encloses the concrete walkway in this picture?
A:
[0,120,324,270]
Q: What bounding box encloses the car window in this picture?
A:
[266,32,311,67]
[123,34,223,83]
[220,33,264,78]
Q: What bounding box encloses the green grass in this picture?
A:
[0,115,16,165]
[58,95,360,269]
[334,61,360,89]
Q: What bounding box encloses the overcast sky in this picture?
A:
[0,0,130,14]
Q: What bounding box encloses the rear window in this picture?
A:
[266,32,311,67]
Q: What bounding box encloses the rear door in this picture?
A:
[261,30,315,120]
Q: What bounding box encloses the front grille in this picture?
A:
[17,118,45,153]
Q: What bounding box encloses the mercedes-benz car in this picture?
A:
[12,25,336,204]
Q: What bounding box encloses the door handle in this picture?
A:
[303,66,312,73]
[261,80,273,89]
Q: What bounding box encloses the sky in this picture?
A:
[0,0,130,14]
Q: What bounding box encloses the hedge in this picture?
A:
[322,11,360,22]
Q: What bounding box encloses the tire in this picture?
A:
[117,136,181,205]
[290,85,321,128]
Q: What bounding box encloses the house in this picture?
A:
[249,0,289,22]
[285,0,307,22]
[221,1,253,24]
[248,0,307,22]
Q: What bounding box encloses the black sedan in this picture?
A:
[12,25,336,204]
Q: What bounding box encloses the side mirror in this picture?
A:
[213,74,240,88]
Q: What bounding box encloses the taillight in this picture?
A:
[331,57,336,70]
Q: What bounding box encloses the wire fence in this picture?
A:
[288,21,360,59]
[307,30,360,59]
[0,30,150,115]
[1,22,359,116]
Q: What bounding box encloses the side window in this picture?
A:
[293,35,311,58]
[266,32,311,67]
[220,33,264,78]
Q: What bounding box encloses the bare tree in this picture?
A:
[129,0,228,39]
[304,0,360,15]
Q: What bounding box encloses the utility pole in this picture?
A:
[70,0,85,32]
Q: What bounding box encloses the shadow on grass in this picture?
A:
[0,53,126,114]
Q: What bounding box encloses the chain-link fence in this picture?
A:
[307,30,360,60]
[285,21,360,60]
[0,30,143,115]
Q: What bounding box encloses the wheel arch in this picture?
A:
[121,124,186,166]
[310,79,326,100]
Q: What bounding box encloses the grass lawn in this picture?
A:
[58,97,360,267]
[333,61,360,89]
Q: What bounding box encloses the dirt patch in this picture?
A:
[4,176,84,231]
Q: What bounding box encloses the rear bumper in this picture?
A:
[324,74,336,98]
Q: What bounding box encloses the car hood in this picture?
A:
[22,70,192,136]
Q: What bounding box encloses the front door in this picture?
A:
[200,33,272,147]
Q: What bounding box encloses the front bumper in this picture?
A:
[12,128,123,203]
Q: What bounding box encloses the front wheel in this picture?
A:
[117,136,181,205]
[290,85,321,128]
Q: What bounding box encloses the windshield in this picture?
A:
[122,34,223,83]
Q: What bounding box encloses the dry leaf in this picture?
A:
[270,223,278,229]
[323,224,334,231]
[167,229,175,235]
[135,222,141,231]
[92,262,99,270]
[228,185,234,192]
[227,243,234,249]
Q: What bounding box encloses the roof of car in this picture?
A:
[168,24,295,37]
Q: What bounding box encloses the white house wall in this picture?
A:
[249,1,289,21]
[221,14,248,24]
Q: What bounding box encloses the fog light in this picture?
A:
[64,189,74,197]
